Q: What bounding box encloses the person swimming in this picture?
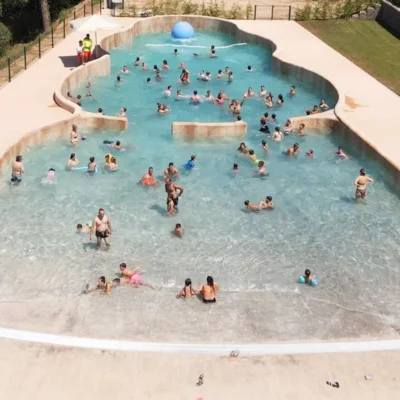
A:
[88,157,96,173]
[259,85,267,97]
[134,57,141,66]
[157,103,170,114]
[141,167,159,185]
[272,127,283,141]
[261,140,268,151]
[265,95,273,108]
[179,69,190,84]
[163,85,172,97]
[175,90,185,100]
[303,269,316,285]
[164,162,179,180]
[277,94,284,105]
[176,278,196,299]
[174,223,183,237]
[216,69,223,79]
[105,155,118,170]
[45,168,56,182]
[103,140,123,150]
[162,60,169,70]
[283,119,293,134]
[244,87,254,98]
[214,92,224,105]
[261,196,273,209]
[306,149,314,158]
[119,263,155,289]
[184,155,197,170]
[117,107,127,118]
[82,276,121,295]
[190,90,201,104]
[289,85,296,96]
[200,276,218,303]
[142,62,149,70]
[285,143,300,156]
[256,160,267,175]
[204,90,214,101]
[121,65,130,74]
[77,221,92,233]
[248,149,257,162]
[173,49,178,55]
[232,163,239,172]
[319,98,329,110]
[247,65,253,72]
[237,142,248,154]
[337,146,348,159]
[67,153,80,169]
[298,123,305,136]
[244,200,262,211]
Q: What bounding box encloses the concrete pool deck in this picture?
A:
[1,17,400,349]
[1,338,400,399]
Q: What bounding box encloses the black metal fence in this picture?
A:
[109,2,293,19]
[254,5,293,20]
[0,0,102,87]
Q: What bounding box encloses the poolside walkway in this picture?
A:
[1,338,399,399]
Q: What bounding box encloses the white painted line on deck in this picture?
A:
[1,328,400,355]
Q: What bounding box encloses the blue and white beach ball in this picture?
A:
[171,21,195,39]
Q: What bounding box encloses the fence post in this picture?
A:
[63,19,66,38]
[100,2,102,14]
[91,0,94,14]
[74,10,76,19]
[84,4,86,16]
[254,5,257,19]
[38,35,41,58]
[289,5,292,20]
[24,46,27,69]
[271,5,274,20]
[51,26,54,47]
[8,58,11,82]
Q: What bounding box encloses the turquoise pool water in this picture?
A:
[0,31,399,332]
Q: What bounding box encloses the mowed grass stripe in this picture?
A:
[298,21,400,95]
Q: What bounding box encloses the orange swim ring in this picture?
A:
[141,178,157,186]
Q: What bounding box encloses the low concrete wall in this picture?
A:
[0,112,127,175]
[54,54,128,130]
[290,110,338,131]
[172,121,247,138]
[377,0,400,36]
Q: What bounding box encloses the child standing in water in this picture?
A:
[176,278,196,299]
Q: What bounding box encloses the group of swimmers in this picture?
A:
[9,44,377,305]
[82,260,219,303]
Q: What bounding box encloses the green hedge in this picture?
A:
[0,0,81,43]
[295,0,378,20]
[0,22,12,57]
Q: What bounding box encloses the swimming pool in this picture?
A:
[0,30,399,341]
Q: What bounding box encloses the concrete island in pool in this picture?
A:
[0,17,400,349]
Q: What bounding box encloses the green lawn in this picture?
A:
[299,20,400,95]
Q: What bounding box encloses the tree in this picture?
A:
[40,0,51,31]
